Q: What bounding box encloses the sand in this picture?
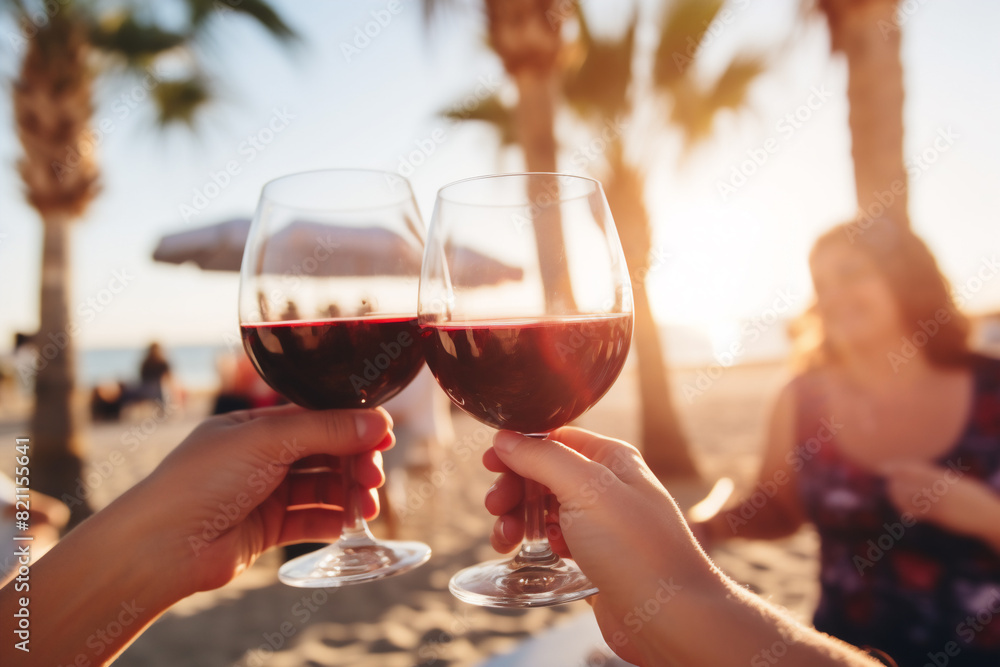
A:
[0,360,822,666]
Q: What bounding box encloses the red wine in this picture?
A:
[421,314,632,433]
[241,316,424,410]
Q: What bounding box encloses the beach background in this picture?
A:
[0,343,826,667]
[3,0,1000,665]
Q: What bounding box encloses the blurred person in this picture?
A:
[690,220,1000,665]
[11,332,37,397]
[212,350,282,415]
[0,409,886,667]
[138,342,175,404]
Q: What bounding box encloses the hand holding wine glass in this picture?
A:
[239,169,430,587]
[419,173,633,607]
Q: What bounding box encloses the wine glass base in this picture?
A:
[449,556,598,608]
[278,539,431,588]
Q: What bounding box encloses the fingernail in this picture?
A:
[486,480,499,497]
[497,516,509,542]
[355,413,370,439]
[494,431,521,455]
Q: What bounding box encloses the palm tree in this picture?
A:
[438,0,768,479]
[560,1,768,478]
[480,0,576,309]
[816,0,908,227]
[8,0,294,527]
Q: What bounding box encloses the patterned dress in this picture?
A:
[794,355,1000,666]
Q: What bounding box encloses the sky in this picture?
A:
[1,0,998,357]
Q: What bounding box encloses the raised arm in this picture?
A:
[696,382,807,544]
[0,405,391,666]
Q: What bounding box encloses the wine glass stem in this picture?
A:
[515,434,558,566]
[338,454,376,547]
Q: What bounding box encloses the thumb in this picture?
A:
[492,431,609,502]
[228,405,392,462]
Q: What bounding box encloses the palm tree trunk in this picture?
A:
[824,0,909,228]
[31,215,91,528]
[604,155,698,479]
[513,71,576,311]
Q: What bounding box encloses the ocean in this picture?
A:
[72,322,793,393]
[79,344,229,390]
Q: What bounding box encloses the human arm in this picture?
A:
[0,404,392,666]
[884,460,1000,553]
[485,427,883,667]
[693,383,807,546]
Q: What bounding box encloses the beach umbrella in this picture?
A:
[152,218,251,272]
[152,218,524,286]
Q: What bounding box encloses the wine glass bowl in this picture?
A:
[419,173,633,607]
[239,169,431,587]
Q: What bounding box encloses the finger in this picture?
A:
[485,473,523,516]
[549,426,647,482]
[545,510,571,558]
[490,511,524,553]
[276,508,344,545]
[491,431,612,502]
[285,472,345,508]
[354,451,386,490]
[232,406,392,465]
[483,447,512,474]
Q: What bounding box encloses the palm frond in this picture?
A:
[442,92,516,146]
[707,55,767,112]
[181,0,294,41]
[563,8,636,121]
[669,54,767,153]
[152,75,211,126]
[89,12,188,62]
[653,0,724,89]
[215,0,296,41]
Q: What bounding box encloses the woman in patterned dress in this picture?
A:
[694,220,1000,666]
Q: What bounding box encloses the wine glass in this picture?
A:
[418,172,634,607]
[239,168,431,587]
